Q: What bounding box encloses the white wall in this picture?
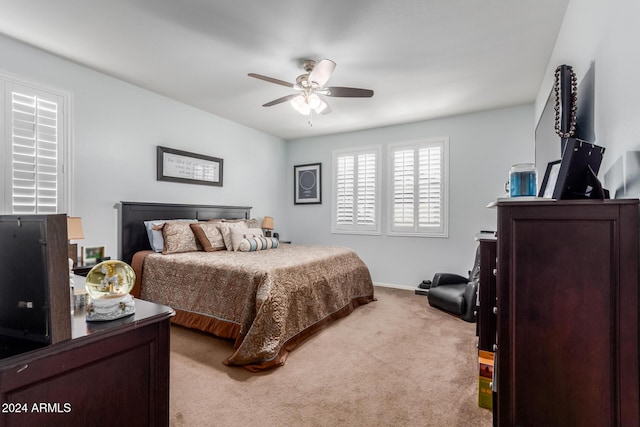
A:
[536,0,640,196]
[0,31,538,289]
[0,34,287,258]
[286,105,534,288]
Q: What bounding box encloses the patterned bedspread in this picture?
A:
[137,244,375,370]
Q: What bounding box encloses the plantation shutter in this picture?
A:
[335,154,355,225]
[392,148,415,228]
[417,145,442,229]
[356,152,376,227]
[10,88,61,214]
[333,147,379,233]
[391,140,445,235]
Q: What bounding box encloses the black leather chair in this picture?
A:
[426,245,480,323]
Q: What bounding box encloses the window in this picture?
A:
[332,146,381,234]
[1,74,70,214]
[388,138,448,237]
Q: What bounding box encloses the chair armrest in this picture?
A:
[431,273,469,288]
[461,281,479,323]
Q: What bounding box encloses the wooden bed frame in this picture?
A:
[117,201,252,265]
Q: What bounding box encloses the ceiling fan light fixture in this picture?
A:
[307,93,321,110]
[291,95,311,115]
[250,58,373,117]
[314,99,329,114]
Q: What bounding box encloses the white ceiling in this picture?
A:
[0,0,569,140]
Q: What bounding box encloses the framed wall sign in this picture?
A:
[294,163,321,204]
[157,146,223,187]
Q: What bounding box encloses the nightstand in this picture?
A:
[72,264,94,276]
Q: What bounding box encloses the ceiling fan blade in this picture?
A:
[309,59,336,87]
[262,94,298,107]
[327,86,374,98]
[248,73,294,88]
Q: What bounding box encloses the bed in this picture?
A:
[117,201,375,371]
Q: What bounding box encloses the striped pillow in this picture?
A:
[237,236,279,252]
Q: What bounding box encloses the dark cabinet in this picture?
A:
[0,299,173,427]
[477,237,497,352]
[494,199,639,426]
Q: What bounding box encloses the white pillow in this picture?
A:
[228,227,264,251]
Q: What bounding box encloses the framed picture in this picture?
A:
[538,160,562,198]
[550,139,606,199]
[83,246,105,266]
[294,163,322,204]
[157,146,223,187]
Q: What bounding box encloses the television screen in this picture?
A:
[535,63,596,180]
[0,216,53,358]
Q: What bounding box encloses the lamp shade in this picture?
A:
[67,216,84,240]
[261,216,274,230]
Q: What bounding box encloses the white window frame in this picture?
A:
[0,71,72,215]
[387,137,449,238]
[331,145,382,235]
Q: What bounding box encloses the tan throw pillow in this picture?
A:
[229,227,264,251]
[190,222,226,252]
[161,221,201,254]
[244,218,260,229]
[222,218,261,229]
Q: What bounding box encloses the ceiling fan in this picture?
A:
[248,59,374,116]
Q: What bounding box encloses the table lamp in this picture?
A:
[67,216,84,268]
[262,216,274,237]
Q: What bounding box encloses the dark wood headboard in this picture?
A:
[117,201,252,265]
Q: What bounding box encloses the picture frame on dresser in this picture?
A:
[538,160,561,198]
[83,246,105,266]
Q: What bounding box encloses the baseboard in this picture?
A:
[373,282,416,292]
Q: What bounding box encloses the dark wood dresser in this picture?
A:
[0,299,173,427]
[493,199,639,426]
[477,236,497,353]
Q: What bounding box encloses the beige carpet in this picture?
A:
[169,286,493,427]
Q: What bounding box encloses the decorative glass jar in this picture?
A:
[509,163,538,197]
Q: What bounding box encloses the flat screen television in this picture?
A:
[0,214,71,359]
[535,64,596,169]
[535,63,602,199]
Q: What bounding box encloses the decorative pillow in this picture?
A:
[190,222,226,252]
[218,222,252,250]
[161,221,201,254]
[144,219,197,252]
[222,218,261,229]
[229,227,264,251]
[245,218,260,229]
[238,236,279,252]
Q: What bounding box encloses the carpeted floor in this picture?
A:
[169,286,494,426]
